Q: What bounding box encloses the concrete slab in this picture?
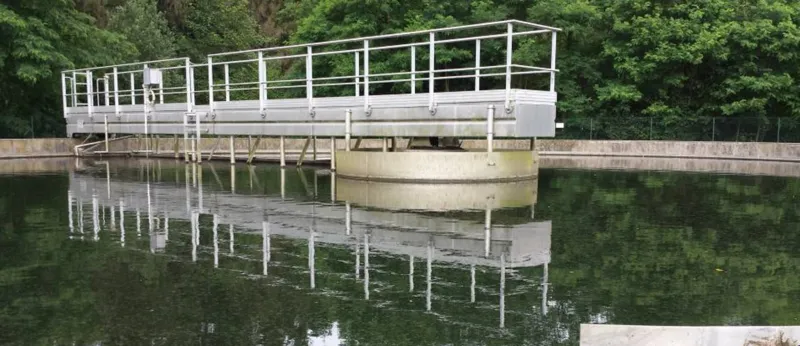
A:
[580,324,800,346]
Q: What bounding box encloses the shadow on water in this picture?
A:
[0,158,799,345]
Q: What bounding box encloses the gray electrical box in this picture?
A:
[143,67,163,86]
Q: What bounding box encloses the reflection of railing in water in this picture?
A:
[67,159,552,329]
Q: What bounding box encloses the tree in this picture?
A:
[0,0,135,137]
[108,0,178,61]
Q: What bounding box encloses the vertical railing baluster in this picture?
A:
[158,73,164,104]
[130,72,136,105]
[104,76,110,106]
[411,46,416,94]
[208,57,214,113]
[71,71,78,106]
[363,41,369,113]
[258,51,266,116]
[505,23,513,111]
[550,31,557,92]
[113,68,119,117]
[61,73,68,116]
[87,71,94,118]
[355,51,360,97]
[429,33,435,112]
[475,39,481,91]
[306,46,313,115]
[224,63,230,101]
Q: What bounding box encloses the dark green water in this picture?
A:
[1,158,799,345]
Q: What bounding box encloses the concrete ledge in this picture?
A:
[335,178,537,211]
[536,140,800,162]
[0,138,80,159]
[335,150,539,182]
[542,156,800,177]
[580,324,800,346]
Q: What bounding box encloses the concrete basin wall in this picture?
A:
[537,140,800,162]
[2,138,798,162]
[0,138,80,159]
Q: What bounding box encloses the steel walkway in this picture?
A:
[61,20,560,151]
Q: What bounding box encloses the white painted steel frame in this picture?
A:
[61,20,560,139]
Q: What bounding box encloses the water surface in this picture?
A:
[1,158,799,345]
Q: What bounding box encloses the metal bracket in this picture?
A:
[260,110,267,119]
[365,105,373,117]
[310,107,316,118]
[210,112,217,120]
[505,101,515,115]
[429,103,438,116]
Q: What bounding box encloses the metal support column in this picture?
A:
[297,137,311,167]
[279,136,286,167]
[487,105,495,153]
[330,137,336,171]
[229,136,235,164]
[345,109,352,151]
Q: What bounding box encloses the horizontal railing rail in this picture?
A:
[61,20,560,128]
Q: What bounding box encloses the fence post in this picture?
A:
[649,117,653,140]
[777,118,781,143]
[589,118,593,140]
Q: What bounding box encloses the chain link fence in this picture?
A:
[558,117,800,143]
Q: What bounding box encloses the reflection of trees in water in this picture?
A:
[1,166,800,345]
[537,169,800,338]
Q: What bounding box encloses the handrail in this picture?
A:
[209,19,559,57]
[63,57,189,74]
[62,20,560,117]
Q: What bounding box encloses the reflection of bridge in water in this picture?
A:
[67,159,552,331]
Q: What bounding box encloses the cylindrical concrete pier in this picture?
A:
[335,150,539,182]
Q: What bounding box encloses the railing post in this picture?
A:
[71,71,78,107]
[113,67,120,117]
[363,40,370,113]
[158,73,164,104]
[475,39,481,91]
[505,23,513,111]
[429,32,435,113]
[207,56,214,113]
[258,51,266,116]
[224,63,230,101]
[411,46,416,94]
[103,76,110,106]
[777,117,781,143]
[550,31,557,92]
[130,72,136,105]
[345,109,352,151]
[86,71,94,118]
[61,73,68,117]
[307,46,313,116]
[355,51,360,97]
[487,105,495,153]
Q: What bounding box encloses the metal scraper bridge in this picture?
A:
[61,20,560,169]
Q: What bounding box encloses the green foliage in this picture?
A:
[176,0,266,59]
[0,0,135,137]
[107,0,177,61]
[3,0,800,138]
